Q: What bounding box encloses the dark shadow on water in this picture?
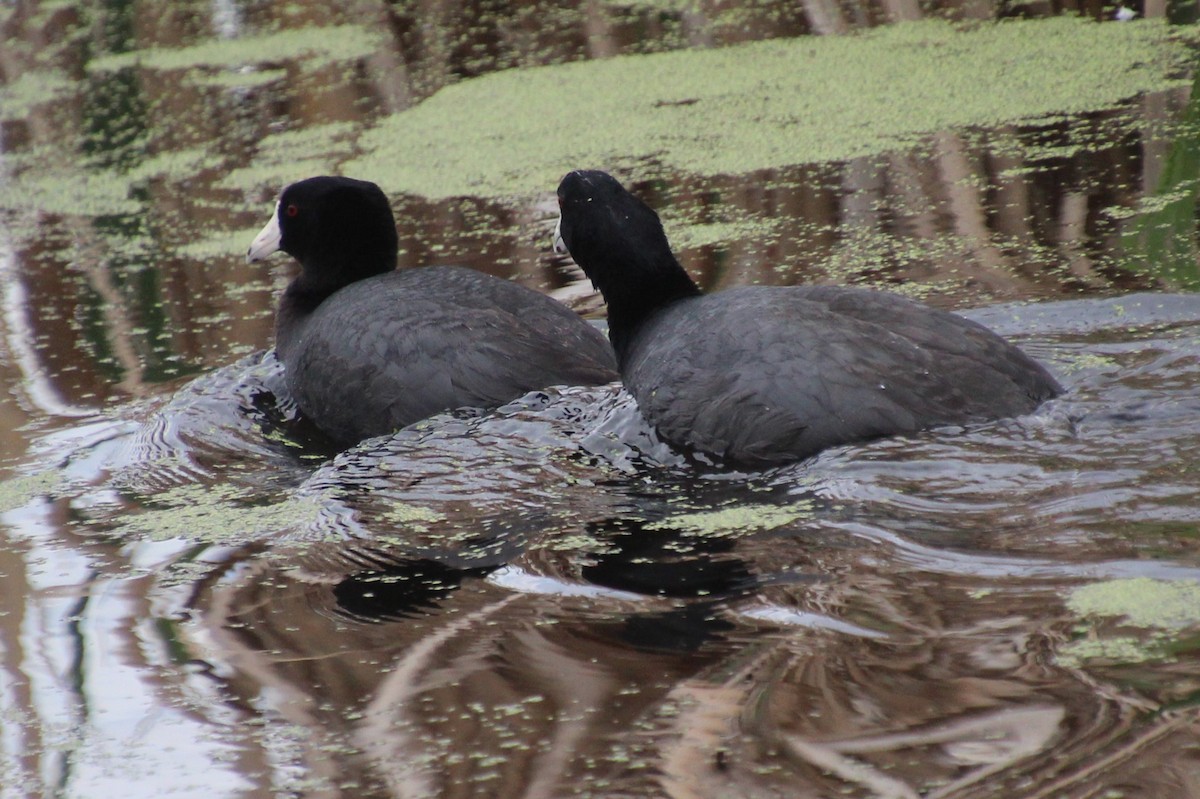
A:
[581,518,759,600]
[332,558,498,622]
[612,603,737,654]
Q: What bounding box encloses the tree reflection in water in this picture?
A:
[2,0,1200,796]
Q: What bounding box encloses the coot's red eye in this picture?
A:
[286,203,299,217]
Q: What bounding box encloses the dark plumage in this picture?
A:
[247,176,617,446]
[553,169,1061,465]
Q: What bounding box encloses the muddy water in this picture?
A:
[2,1,1200,797]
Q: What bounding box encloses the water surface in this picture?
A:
[2,2,1200,797]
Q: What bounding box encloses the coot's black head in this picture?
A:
[247,176,399,294]
[554,170,700,358]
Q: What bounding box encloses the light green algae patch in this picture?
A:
[816,228,978,286]
[1112,185,1200,220]
[189,67,287,89]
[219,122,360,195]
[646,501,813,538]
[109,483,324,544]
[621,0,701,10]
[662,215,783,250]
[379,502,447,534]
[127,146,215,184]
[346,17,1192,200]
[0,169,143,218]
[1056,635,1158,668]
[177,225,268,260]
[86,25,384,74]
[1067,577,1200,629]
[0,142,215,224]
[0,70,75,119]
[0,471,63,515]
[1057,578,1200,667]
[1120,71,1200,289]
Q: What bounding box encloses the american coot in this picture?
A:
[247,176,618,446]
[553,170,1062,465]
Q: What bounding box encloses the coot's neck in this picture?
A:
[275,247,397,362]
[593,252,702,364]
[274,284,322,362]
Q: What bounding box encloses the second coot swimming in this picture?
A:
[553,169,1061,465]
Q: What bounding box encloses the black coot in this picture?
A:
[247,176,618,446]
[553,169,1061,465]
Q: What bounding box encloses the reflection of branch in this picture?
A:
[880,0,922,22]
[355,593,521,799]
[514,626,615,799]
[0,67,95,419]
[201,557,347,795]
[0,535,49,794]
[361,1,414,113]
[805,704,1064,798]
[799,0,849,35]
[934,131,1027,295]
[80,255,148,397]
[655,642,780,798]
[989,137,1033,241]
[0,258,97,418]
[1056,191,1104,287]
[1018,708,1198,799]
[0,7,149,402]
[784,735,920,799]
[1122,76,1200,289]
[841,155,886,234]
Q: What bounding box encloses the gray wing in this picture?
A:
[625,287,1059,464]
[286,270,617,444]
[796,285,1061,406]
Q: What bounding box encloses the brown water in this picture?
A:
[3,1,1200,797]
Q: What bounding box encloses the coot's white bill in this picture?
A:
[247,202,282,263]
[553,214,567,255]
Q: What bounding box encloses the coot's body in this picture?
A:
[554,170,1060,465]
[249,176,617,446]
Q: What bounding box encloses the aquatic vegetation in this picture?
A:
[1121,72,1200,289]
[218,122,361,195]
[1,15,1192,263]
[1056,636,1158,667]
[379,501,448,533]
[0,471,63,515]
[1068,577,1200,629]
[348,18,1193,200]
[106,483,324,544]
[1058,578,1200,667]
[3,3,1200,795]
[645,501,815,538]
[86,25,385,74]
[187,67,287,89]
[0,70,76,119]
[0,167,143,218]
[660,214,783,251]
[176,225,271,260]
